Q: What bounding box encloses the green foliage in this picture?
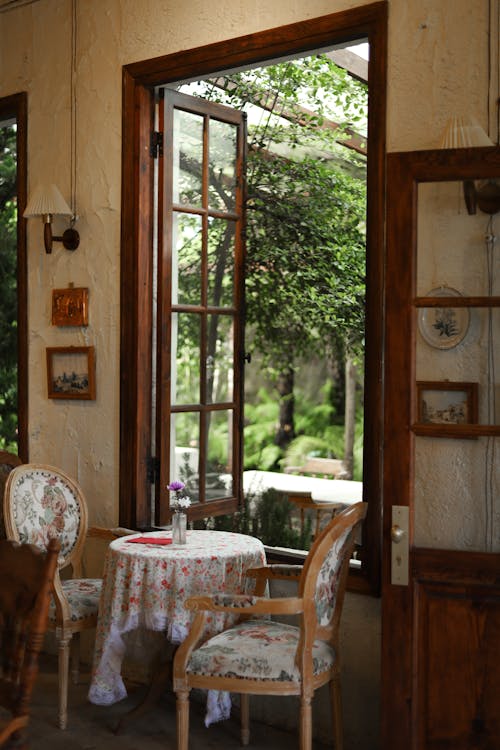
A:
[281,433,342,468]
[243,383,364,481]
[243,388,283,469]
[0,125,18,450]
[183,55,367,374]
[197,488,312,551]
[252,488,312,549]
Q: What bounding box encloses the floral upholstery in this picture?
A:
[315,528,352,627]
[211,594,259,609]
[48,579,102,623]
[187,619,335,682]
[7,468,82,562]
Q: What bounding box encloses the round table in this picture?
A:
[88,529,266,719]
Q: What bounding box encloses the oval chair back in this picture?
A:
[3,464,88,575]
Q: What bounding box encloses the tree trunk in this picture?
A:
[343,355,356,479]
[275,368,295,450]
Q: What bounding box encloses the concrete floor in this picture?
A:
[27,654,330,750]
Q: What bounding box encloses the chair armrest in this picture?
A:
[87,526,137,540]
[185,593,303,617]
[246,564,303,582]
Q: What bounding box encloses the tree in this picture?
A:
[0,125,18,450]
[182,55,367,455]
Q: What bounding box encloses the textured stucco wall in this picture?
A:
[1,1,498,748]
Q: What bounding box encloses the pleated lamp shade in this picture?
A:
[23,184,72,217]
[439,116,494,149]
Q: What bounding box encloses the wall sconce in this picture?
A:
[23,184,80,254]
[439,116,500,215]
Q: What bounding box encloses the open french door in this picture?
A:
[154,89,247,526]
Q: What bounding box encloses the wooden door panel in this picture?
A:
[382,148,500,750]
[414,549,500,750]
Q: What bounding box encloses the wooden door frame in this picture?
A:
[382,146,500,748]
[0,92,28,461]
[119,2,387,596]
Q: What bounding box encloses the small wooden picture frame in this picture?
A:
[52,287,89,326]
[415,381,478,434]
[46,346,96,400]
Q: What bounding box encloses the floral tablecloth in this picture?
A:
[88,530,265,722]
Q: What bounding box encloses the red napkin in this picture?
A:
[126,536,173,545]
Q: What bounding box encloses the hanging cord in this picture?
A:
[70,0,77,224]
[484,216,496,551]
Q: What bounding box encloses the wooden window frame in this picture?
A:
[119,1,387,595]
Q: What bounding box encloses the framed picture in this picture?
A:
[46,346,96,400]
[415,381,478,435]
[52,287,89,326]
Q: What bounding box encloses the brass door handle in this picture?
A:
[391,524,405,543]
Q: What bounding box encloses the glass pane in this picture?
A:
[416,181,486,296]
[416,181,500,427]
[413,436,498,551]
[208,119,237,212]
[173,109,203,207]
[173,212,202,305]
[206,409,233,500]
[415,178,500,555]
[207,217,235,308]
[171,412,200,504]
[0,122,18,450]
[206,313,234,404]
[171,312,200,405]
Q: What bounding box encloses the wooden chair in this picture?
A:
[283,457,350,540]
[0,451,22,539]
[173,502,367,750]
[0,537,60,748]
[3,464,104,730]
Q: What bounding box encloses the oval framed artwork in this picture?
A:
[418,286,470,349]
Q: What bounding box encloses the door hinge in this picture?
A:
[147,456,160,484]
[150,131,163,158]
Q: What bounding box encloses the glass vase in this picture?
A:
[172,511,187,545]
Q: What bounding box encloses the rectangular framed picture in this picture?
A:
[415,381,478,432]
[46,346,96,400]
[52,287,89,327]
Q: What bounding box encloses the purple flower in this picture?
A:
[167,481,185,492]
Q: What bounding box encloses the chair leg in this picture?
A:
[240,693,250,746]
[58,631,72,730]
[299,695,312,750]
[329,676,344,750]
[70,632,80,684]
[176,689,190,750]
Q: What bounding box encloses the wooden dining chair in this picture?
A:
[3,464,103,730]
[0,537,60,748]
[0,451,22,539]
[173,502,367,750]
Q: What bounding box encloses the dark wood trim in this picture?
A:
[0,92,28,462]
[413,547,500,584]
[119,2,388,598]
[124,2,387,86]
[119,74,155,528]
[381,150,417,748]
[415,295,500,307]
